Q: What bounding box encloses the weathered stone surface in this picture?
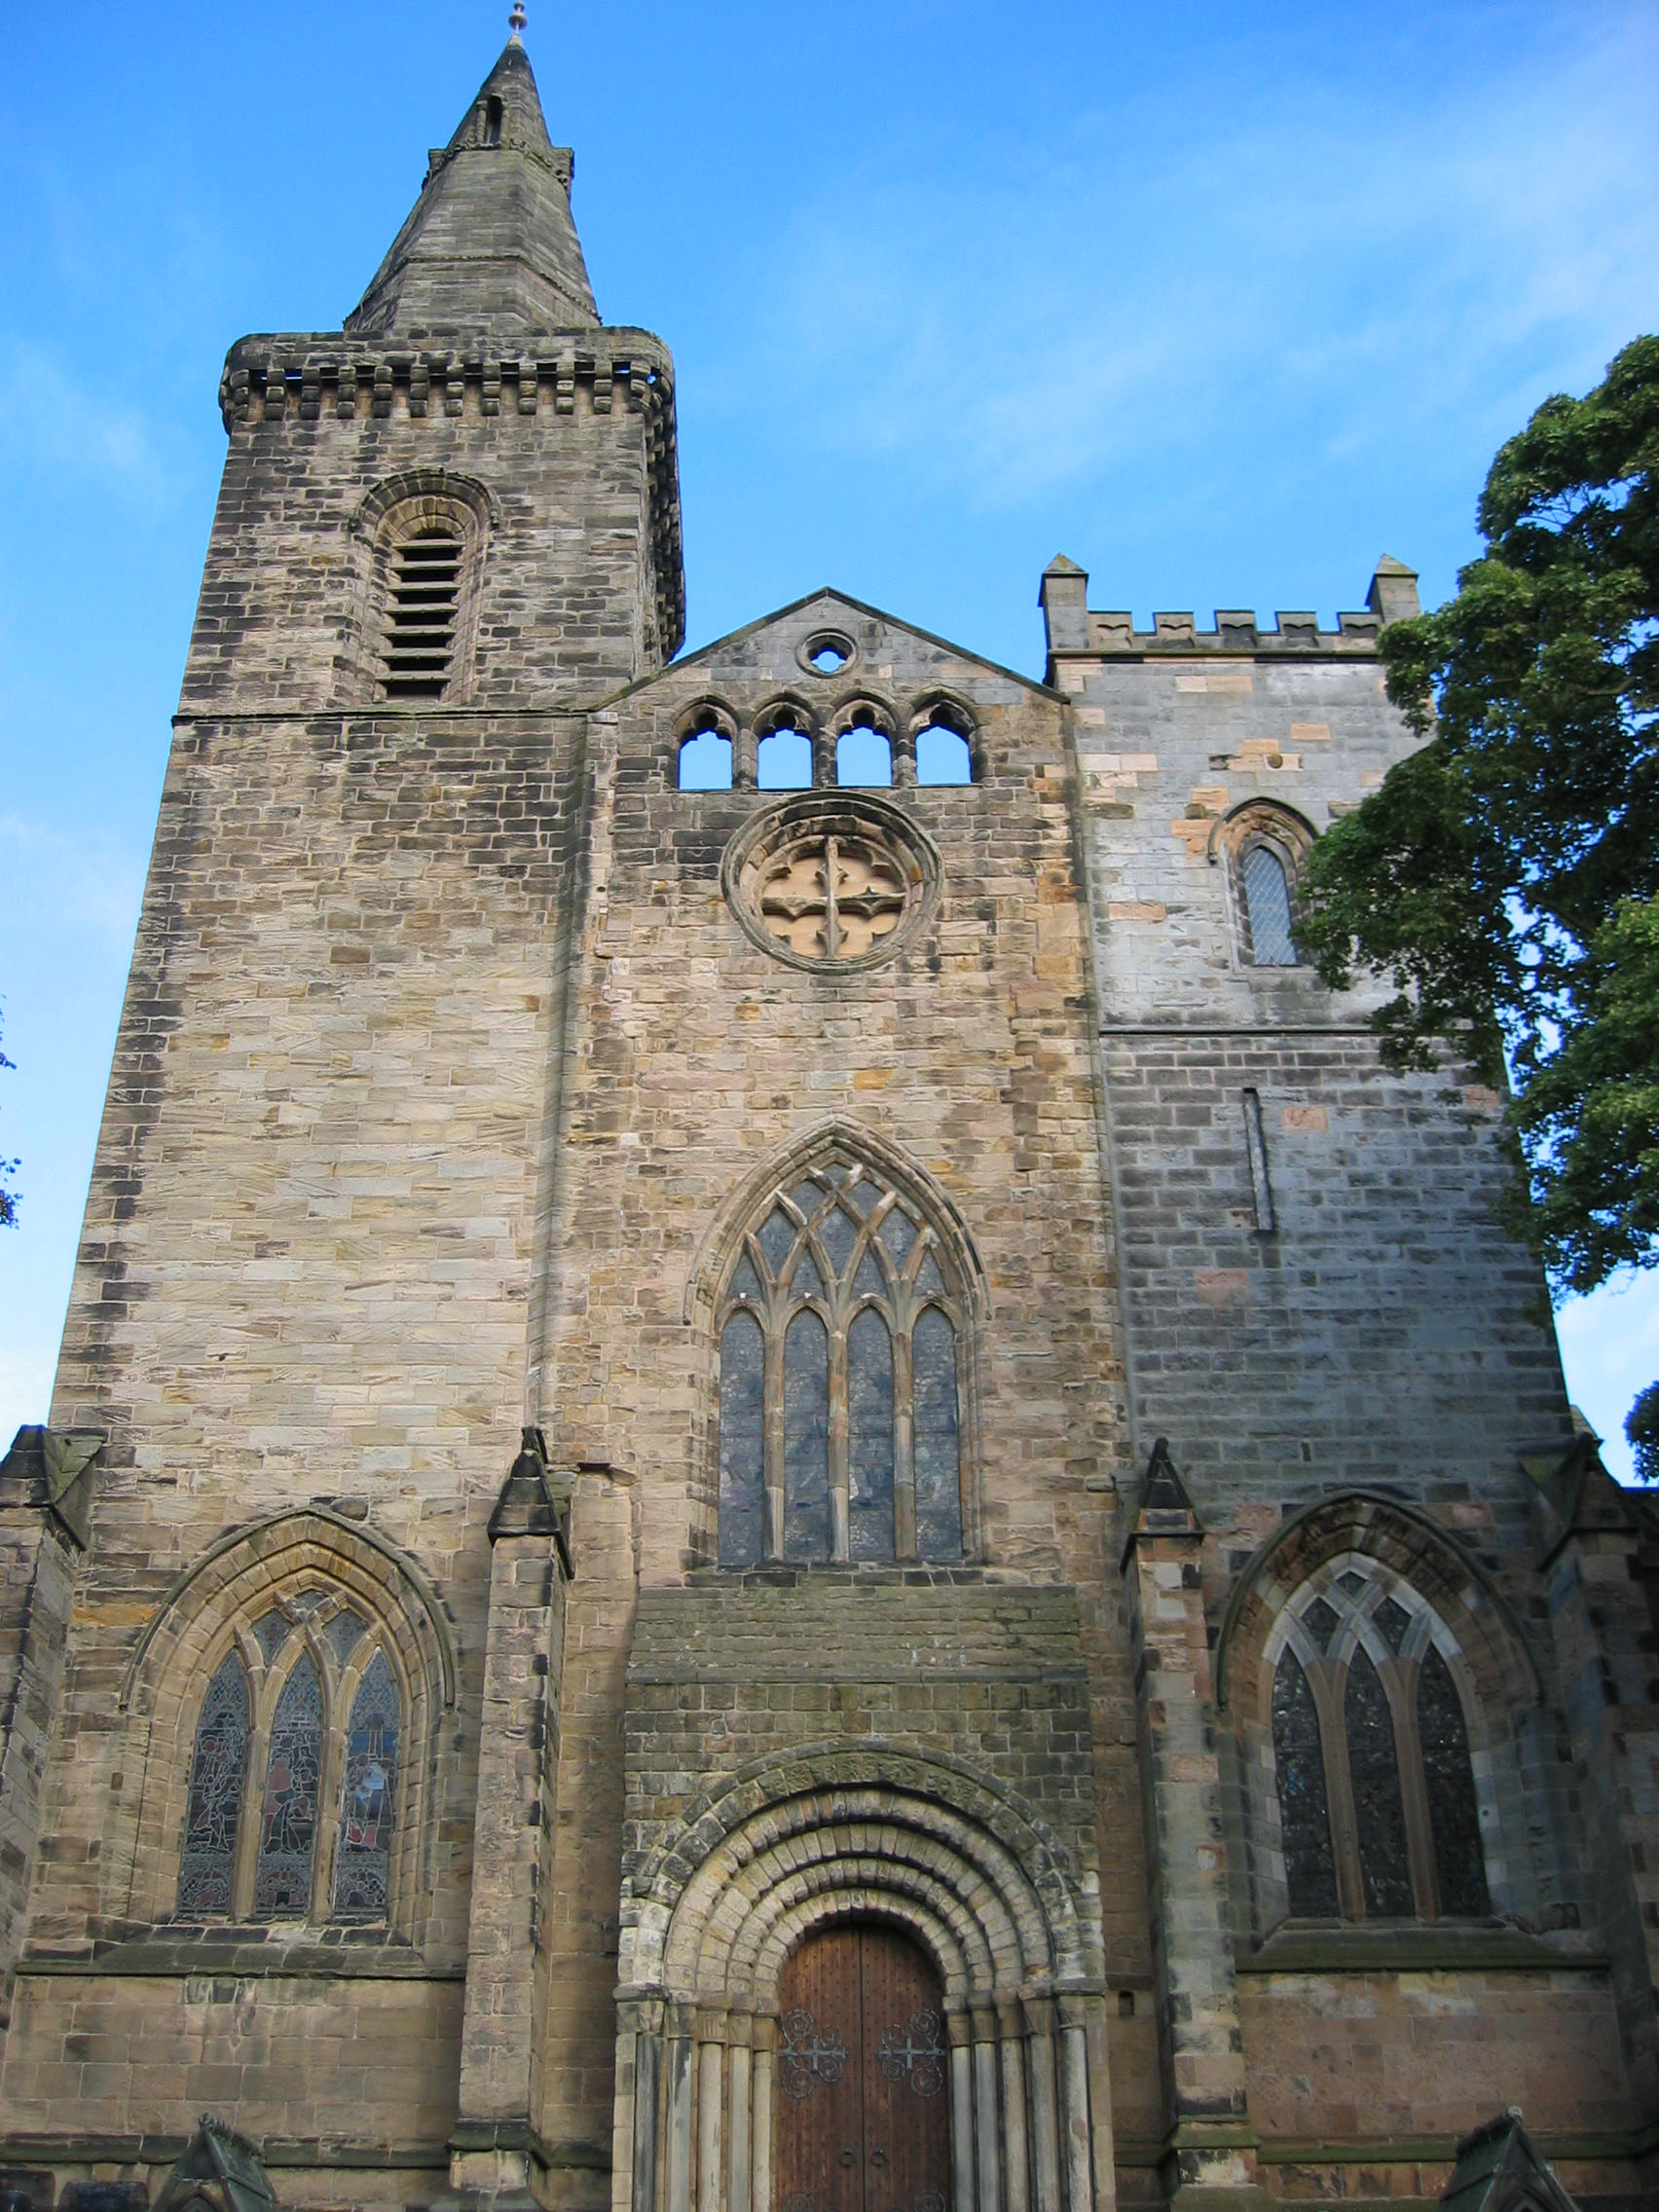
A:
[3,37,1657,2212]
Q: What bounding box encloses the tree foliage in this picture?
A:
[1298,335,1659,1299]
[1631,1382,1659,1486]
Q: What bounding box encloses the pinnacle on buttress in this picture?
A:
[347,32,598,338]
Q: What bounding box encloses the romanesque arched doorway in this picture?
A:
[777,1922,950,2212]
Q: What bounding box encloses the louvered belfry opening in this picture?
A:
[382,524,465,698]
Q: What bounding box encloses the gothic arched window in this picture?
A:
[1239,842,1297,966]
[717,1161,967,1567]
[1214,801,1312,969]
[170,1612,407,1928]
[1270,1561,1491,1922]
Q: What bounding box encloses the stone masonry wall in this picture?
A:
[524,595,1156,2184]
[0,695,592,2171]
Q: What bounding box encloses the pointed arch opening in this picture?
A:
[119,1509,451,1941]
[1220,1495,1543,1936]
[693,1125,986,1569]
[1208,798,1315,970]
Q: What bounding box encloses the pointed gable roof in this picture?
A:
[610,587,1058,707]
[152,2114,278,2212]
[348,36,598,337]
[1438,2110,1578,2212]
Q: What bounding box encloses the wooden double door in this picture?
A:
[776,1923,951,2212]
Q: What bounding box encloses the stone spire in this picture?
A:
[347,36,598,337]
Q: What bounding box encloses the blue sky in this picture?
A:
[1,1,1656,1472]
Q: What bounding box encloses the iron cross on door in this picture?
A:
[776,1923,951,2212]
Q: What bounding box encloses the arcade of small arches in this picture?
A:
[676,693,981,793]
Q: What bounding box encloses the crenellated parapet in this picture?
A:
[1039,553,1419,682]
[216,326,685,661]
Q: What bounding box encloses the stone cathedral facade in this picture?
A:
[3,30,1657,2212]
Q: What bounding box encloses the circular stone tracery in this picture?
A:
[722,795,941,974]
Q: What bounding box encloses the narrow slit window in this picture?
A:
[382,526,465,699]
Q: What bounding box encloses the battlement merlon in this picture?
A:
[1038,552,1420,685]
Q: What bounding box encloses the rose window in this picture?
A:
[722,794,941,975]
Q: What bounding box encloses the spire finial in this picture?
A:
[509,2,527,31]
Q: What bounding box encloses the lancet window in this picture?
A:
[1270,1560,1491,1922]
[717,1161,967,1567]
[1216,800,1312,969]
[174,1597,404,1927]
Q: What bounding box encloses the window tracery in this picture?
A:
[172,1596,408,1928]
[717,1160,967,1567]
[1269,1557,1492,1922]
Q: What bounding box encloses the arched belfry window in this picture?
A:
[1270,1559,1491,1922]
[717,1159,970,1567]
[355,476,490,706]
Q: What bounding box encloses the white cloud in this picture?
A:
[0,812,148,952]
[721,11,1659,509]
[0,341,177,502]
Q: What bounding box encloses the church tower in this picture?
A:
[0,22,682,2188]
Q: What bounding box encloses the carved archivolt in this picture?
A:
[612,1746,1108,2212]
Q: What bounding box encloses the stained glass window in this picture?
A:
[848,1309,895,1564]
[177,1654,250,1917]
[1345,1645,1414,1916]
[1419,1646,1490,1917]
[913,1309,962,1562]
[719,1310,765,1567]
[1241,844,1297,967]
[1272,1648,1338,1916]
[1377,1596,1413,1653]
[253,1655,323,1918]
[1303,1597,1339,1652]
[334,1652,400,1920]
[783,1309,830,1563]
[715,1162,968,1567]
[1270,1569,1493,1925]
